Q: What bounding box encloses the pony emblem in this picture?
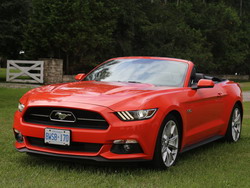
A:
[55,112,72,120]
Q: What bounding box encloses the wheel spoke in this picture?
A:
[169,135,178,142]
[233,126,238,133]
[168,150,173,164]
[170,124,175,135]
[168,143,178,150]
[234,109,238,119]
[164,124,171,138]
[162,137,167,145]
[168,135,178,150]
[169,151,176,162]
[164,149,169,163]
[171,149,177,155]
[162,150,167,162]
[162,134,167,140]
[165,148,171,165]
[236,131,239,138]
[236,126,240,134]
[232,127,236,140]
[234,114,240,122]
[162,145,167,153]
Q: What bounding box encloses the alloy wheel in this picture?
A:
[231,108,241,142]
[161,120,179,167]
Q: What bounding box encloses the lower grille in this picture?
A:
[23,107,109,130]
[27,137,102,153]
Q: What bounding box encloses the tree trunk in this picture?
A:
[177,0,180,6]
[240,0,243,17]
[66,54,69,74]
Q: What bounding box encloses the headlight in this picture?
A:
[116,108,157,121]
[18,103,25,112]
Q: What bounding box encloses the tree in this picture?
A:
[0,0,29,65]
[20,0,250,74]
[201,2,248,73]
[135,2,213,72]
[23,0,118,73]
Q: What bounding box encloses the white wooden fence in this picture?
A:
[6,60,44,83]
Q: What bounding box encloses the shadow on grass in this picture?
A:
[18,153,153,174]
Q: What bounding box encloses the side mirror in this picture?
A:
[75,73,85,81]
[192,79,214,90]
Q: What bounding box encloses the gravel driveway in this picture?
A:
[243,92,250,102]
[0,83,41,88]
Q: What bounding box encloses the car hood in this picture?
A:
[22,81,178,111]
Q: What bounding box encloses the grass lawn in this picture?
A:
[240,82,250,91]
[0,88,250,187]
[0,68,31,82]
[0,68,6,82]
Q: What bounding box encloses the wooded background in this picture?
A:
[0,0,249,75]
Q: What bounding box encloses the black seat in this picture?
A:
[195,73,204,83]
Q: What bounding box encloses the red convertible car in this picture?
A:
[13,57,243,168]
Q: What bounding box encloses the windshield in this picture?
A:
[84,59,188,87]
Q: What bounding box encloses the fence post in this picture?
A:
[43,59,63,85]
[6,60,10,82]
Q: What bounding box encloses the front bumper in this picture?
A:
[13,103,162,161]
[17,148,148,162]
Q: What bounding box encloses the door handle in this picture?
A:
[217,92,223,97]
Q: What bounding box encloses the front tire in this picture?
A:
[225,104,242,142]
[153,114,180,169]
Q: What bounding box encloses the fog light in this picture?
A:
[113,139,138,144]
[111,139,143,154]
[14,129,24,143]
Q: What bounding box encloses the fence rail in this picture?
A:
[6,60,44,83]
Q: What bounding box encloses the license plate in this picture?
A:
[44,128,70,146]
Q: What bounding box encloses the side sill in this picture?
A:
[180,135,224,153]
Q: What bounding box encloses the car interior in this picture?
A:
[190,67,226,87]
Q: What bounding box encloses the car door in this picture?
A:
[184,82,226,146]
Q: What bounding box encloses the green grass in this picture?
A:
[240,82,250,91]
[0,68,31,82]
[0,87,250,187]
[0,68,6,82]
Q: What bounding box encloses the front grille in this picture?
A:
[27,137,103,153]
[23,107,109,129]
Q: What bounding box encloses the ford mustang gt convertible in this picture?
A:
[13,57,243,169]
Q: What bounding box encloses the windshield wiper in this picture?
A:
[127,81,142,83]
[110,80,142,84]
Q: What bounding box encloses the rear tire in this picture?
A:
[225,104,242,142]
[152,114,181,169]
